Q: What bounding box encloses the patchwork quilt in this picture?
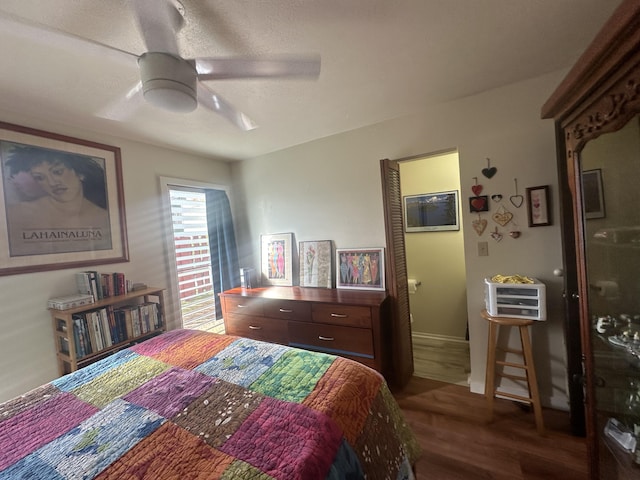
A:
[0,329,420,479]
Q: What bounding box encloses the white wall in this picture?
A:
[400,152,468,339]
[232,70,569,409]
[0,112,232,402]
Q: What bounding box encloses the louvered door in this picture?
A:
[380,158,414,389]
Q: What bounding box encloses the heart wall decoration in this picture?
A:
[481,158,497,179]
[510,178,524,208]
[472,216,487,236]
[492,206,513,226]
[469,195,489,213]
[471,177,483,196]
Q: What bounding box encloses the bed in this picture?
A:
[0,329,420,479]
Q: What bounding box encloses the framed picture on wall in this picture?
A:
[0,121,129,276]
[526,185,552,227]
[261,232,295,286]
[336,247,385,291]
[299,240,333,288]
[404,190,460,232]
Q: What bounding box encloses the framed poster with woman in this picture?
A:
[0,122,129,275]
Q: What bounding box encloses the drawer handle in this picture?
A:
[248,325,262,330]
[237,304,247,308]
[318,336,335,341]
[279,308,293,313]
[330,313,348,318]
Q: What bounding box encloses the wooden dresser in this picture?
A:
[220,286,391,377]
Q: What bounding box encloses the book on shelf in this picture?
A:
[68,302,162,359]
[76,271,127,300]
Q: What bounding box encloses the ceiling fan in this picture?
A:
[0,0,321,131]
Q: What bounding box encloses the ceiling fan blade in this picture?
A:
[95,82,145,121]
[195,54,321,81]
[0,10,138,67]
[197,84,257,131]
[129,0,183,56]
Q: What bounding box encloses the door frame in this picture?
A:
[158,176,231,330]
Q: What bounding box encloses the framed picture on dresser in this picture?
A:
[261,232,295,286]
[336,247,385,291]
[299,240,333,288]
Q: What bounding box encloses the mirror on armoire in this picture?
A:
[579,115,640,469]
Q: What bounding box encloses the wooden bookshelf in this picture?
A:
[50,287,165,375]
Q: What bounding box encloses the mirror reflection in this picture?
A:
[581,116,640,434]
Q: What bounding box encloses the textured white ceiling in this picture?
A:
[0,0,623,161]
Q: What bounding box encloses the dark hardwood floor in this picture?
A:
[394,376,588,480]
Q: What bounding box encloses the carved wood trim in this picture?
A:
[564,59,640,163]
[542,1,640,121]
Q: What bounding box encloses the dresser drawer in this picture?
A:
[312,304,372,328]
[263,299,311,321]
[224,313,288,344]
[222,296,263,316]
[288,321,374,357]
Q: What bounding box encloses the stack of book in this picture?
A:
[76,271,130,300]
[71,302,162,359]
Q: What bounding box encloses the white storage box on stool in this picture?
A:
[484,277,546,321]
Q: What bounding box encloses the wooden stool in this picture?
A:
[482,309,544,434]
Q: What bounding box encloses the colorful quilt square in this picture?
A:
[124,367,217,418]
[52,349,138,393]
[0,392,98,470]
[0,455,63,480]
[221,397,342,480]
[151,332,237,370]
[353,387,406,475]
[129,328,203,356]
[72,356,169,408]
[220,460,277,480]
[0,383,60,422]
[195,338,288,387]
[303,357,381,443]
[33,399,164,479]
[172,379,264,448]
[94,422,234,480]
[250,349,334,403]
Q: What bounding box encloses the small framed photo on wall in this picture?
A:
[526,185,551,227]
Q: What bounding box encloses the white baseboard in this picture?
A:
[412,331,468,344]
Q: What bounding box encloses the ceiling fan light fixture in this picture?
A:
[138,52,197,113]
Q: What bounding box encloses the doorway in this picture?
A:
[397,151,470,385]
[160,177,231,334]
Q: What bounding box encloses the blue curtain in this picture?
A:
[205,190,240,317]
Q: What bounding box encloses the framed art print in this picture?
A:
[261,232,294,286]
[526,185,552,227]
[404,190,460,232]
[0,121,129,276]
[336,247,385,291]
[299,240,333,288]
